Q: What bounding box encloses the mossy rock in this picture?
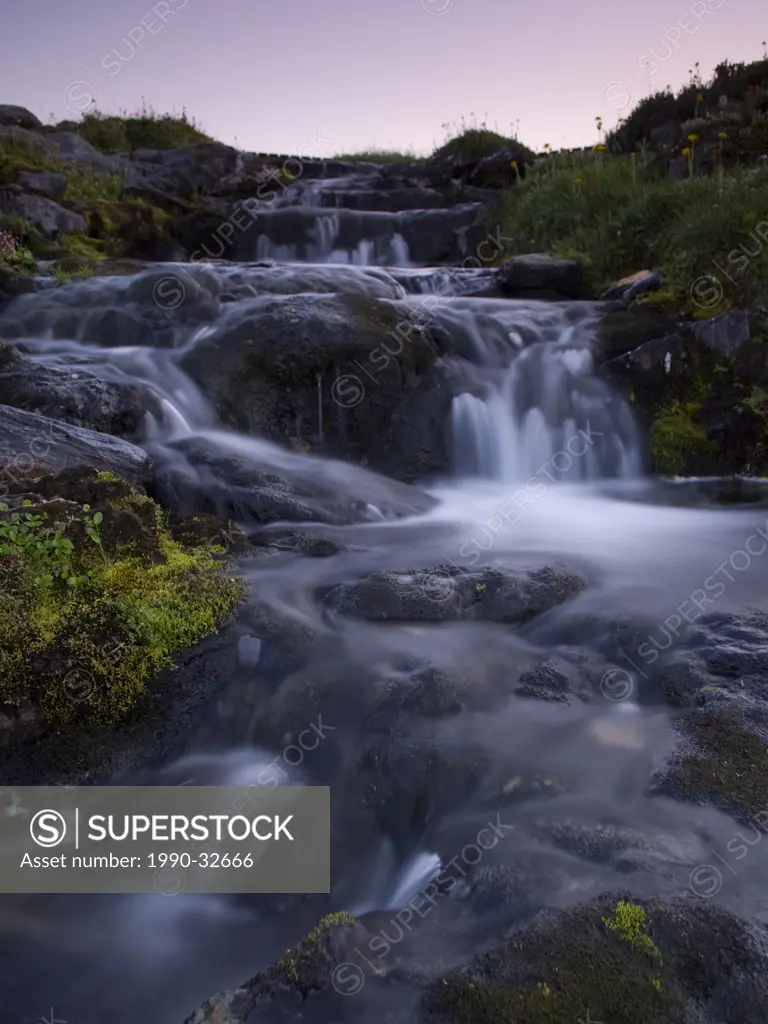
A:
[661,710,768,821]
[648,400,717,475]
[0,469,244,732]
[422,895,768,1023]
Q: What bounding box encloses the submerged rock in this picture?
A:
[327,563,587,625]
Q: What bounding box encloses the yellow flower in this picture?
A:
[718,131,727,139]
[696,93,704,101]
[510,160,518,167]
[594,144,606,151]
[687,133,699,142]
[574,177,582,184]
[682,147,691,156]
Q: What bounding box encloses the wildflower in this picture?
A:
[510,160,518,168]
[0,230,17,258]
[574,177,582,184]
[543,143,550,149]
[718,131,727,139]
[594,144,606,151]
[682,147,691,156]
[696,93,704,101]
[687,133,699,142]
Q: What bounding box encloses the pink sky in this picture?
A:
[3,0,764,155]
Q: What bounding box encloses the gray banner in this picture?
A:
[0,786,330,894]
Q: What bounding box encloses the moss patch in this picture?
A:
[648,401,716,475]
[663,711,768,821]
[423,895,766,1024]
[275,912,356,996]
[0,469,243,729]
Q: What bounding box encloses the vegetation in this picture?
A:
[333,148,417,163]
[68,104,213,153]
[0,471,243,728]
[433,114,532,161]
[494,156,768,304]
[647,400,716,475]
[603,901,661,958]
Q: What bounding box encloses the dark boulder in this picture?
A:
[0,404,151,497]
[0,343,159,438]
[498,253,589,300]
[16,169,67,201]
[0,105,42,130]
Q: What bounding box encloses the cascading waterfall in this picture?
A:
[449,313,643,482]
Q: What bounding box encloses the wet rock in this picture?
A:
[654,612,768,821]
[0,343,159,438]
[498,253,588,300]
[16,169,67,201]
[0,105,42,130]
[0,404,151,494]
[327,564,586,626]
[7,192,87,239]
[179,291,456,480]
[422,895,768,1023]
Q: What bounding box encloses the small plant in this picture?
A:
[0,500,104,587]
[603,900,661,958]
[0,229,35,273]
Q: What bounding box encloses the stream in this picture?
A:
[1,164,768,1024]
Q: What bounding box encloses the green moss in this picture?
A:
[276,913,356,996]
[56,233,108,260]
[632,289,679,313]
[665,712,768,820]
[0,471,243,729]
[648,401,715,475]
[425,899,678,1024]
[603,901,661,957]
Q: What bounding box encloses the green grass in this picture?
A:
[334,148,419,163]
[0,137,123,204]
[70,104,213,154]
[494,154,768,303]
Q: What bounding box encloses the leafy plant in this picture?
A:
[603,901,661,958]
[0,500,104,587]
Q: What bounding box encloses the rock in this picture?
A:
[178,292,455,481]
[498,253,588,300]
[15,170,67,201]
[423,895,768,1023]
[327,564,587,625]
[8,192,87,239]
[691,309,752,358]
[44,131,124,172]
[600,270,666,306]
[0,105,42,130]
[0,405,151,496]
[0,343,159,438]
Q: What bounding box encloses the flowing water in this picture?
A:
[2,177,768,1024]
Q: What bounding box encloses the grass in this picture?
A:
[334,148,418,163]
[0,137,123,204]
[69,104,213,154]
[493,153,768,304]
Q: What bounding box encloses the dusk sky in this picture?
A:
[3,0,764,156]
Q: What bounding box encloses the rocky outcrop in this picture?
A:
[0,343,158,438]
[0,404,151,492]
[0,105,42,130]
